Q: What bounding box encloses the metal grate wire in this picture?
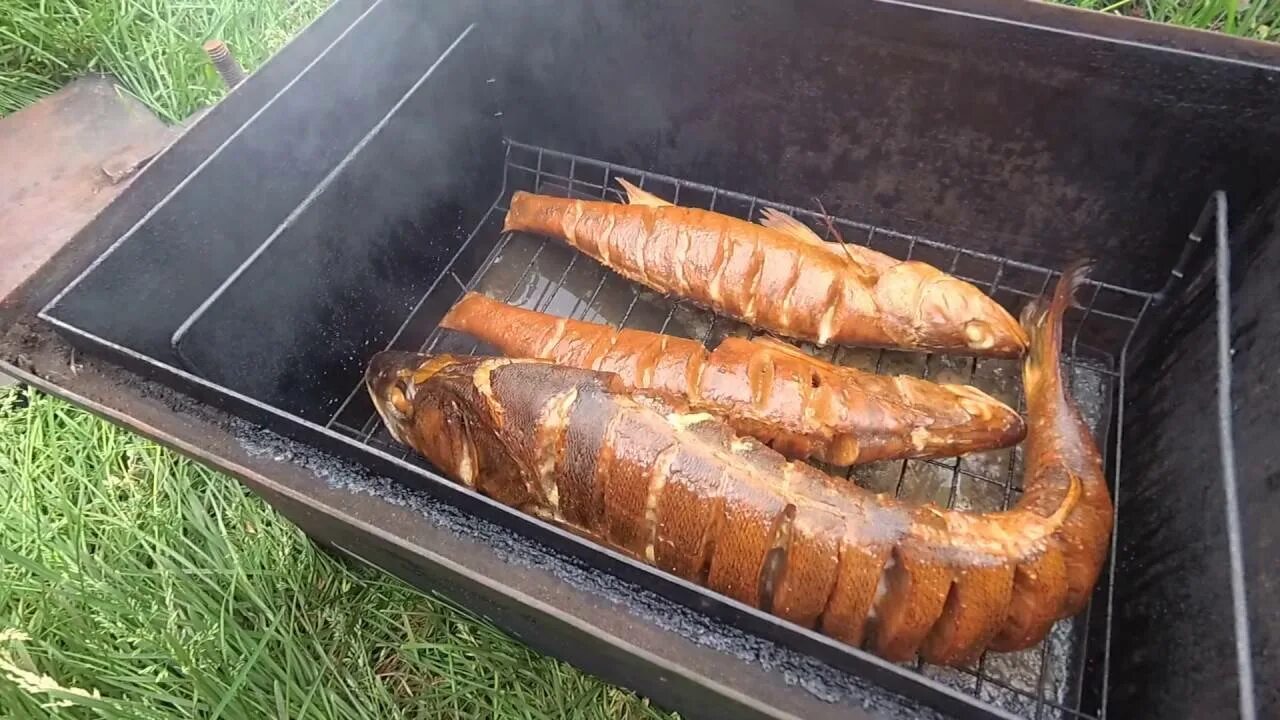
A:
[326,140,1156,720]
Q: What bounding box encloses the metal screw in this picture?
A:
[203,39,247,89]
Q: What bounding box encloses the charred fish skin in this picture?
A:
[439,291,1026,466]
[502,180,1028,357]
[366,324,1107,667]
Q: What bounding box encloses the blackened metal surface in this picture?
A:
[172,27,502,423]
[45,0,475,367]
[1108,228,1243,717]
[1226,187,1280,718]
[481,0,1280,290]
[10,0,1280,718]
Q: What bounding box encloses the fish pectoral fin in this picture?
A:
[616,178,674,207]
[747,334,814,359]
[758,208,827,247]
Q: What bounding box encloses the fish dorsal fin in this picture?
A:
[616,178,673,207]
[758,207,827,248]
[763,207,901,275]
[748,334,808,355]
[745,335,830,364]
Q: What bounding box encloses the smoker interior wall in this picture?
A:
[46,0,1280,407]
[0,0,379,332]
[1108,244,1248,716]
[173,0,1280,418]
[1226,187,1280,717]
[481,0,1280,290]
[174,34,502,421]
[47,1,476,367]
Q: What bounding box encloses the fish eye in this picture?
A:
[388,384,413,417]
[963,320,995,350]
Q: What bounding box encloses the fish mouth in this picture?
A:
[365,350,425,390]
[919,279,1028,357]
[365,350,435,445]
[960,315,1029,356]
[368,393,407,445]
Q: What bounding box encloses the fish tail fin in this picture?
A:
[1022,260,1093,394]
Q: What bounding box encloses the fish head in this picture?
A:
[365,350,474,447]
[367,351,628,493]
[918,274,1028,357]
[876,262,1028,357]
[367,350,533,491]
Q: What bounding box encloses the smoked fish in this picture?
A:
[440,291,1025,465]
[503,180,1028,357]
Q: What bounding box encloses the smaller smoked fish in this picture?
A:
[503,180,1027,357]
[440,292,1025,466]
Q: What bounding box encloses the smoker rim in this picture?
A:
[31,0,1280,324]
[23,34,1196,718]
[1202,191,1255,720]
[8,0,1265,716]
[37,137,1166,720]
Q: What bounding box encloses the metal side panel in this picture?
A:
[0,327,941,720]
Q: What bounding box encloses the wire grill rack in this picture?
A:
[325,140,1154,720]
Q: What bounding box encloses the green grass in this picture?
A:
[1,0,330,121]
[0,387,669,719]
[1061,0,1277,38]
[1,0,1277,717]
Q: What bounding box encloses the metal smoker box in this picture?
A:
[2,1,1277,718]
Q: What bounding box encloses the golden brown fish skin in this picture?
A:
[502,183,1028,357]
[991,261,1113,650]
[440,291,1025,466]
[367,265,1111,667]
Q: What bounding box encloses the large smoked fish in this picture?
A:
[367,264,1108,664]
[503,180,1028,357]
[440,292,1025,465]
